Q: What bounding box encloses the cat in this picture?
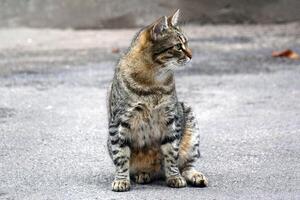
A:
[107,9,208,192]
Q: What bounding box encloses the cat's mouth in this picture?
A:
[177,57,191,65]
[159,57,191,73]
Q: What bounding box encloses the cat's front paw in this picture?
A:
[166,175,187,188]
[112,179,131,192]
[190,173,208,187]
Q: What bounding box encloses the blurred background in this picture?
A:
[0,1,300,200]
[0,0,300,29]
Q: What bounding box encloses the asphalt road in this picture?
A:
[0,24,300,200]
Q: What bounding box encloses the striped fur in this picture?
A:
[107,9,207,192]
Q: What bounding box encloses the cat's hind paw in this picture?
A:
[134,172,151,184]
[190,172,208,187]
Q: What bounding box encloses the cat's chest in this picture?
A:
[129,103,169,148]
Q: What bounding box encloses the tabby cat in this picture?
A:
[107,9,208,192]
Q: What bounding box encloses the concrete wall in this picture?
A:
[0,0,299,29]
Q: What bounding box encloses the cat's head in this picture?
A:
[149,9,192,68]
[131,9,191,71]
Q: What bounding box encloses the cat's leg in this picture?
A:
[108,119,132,192]
[161,110,187,188]
[161,142,186,188]
[179,104,208,187]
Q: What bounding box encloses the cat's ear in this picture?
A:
[151,16,169,40]
[168,9,180,26]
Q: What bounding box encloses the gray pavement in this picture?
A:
[0,24,300,199]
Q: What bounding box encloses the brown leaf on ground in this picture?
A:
[272,49,300,60]
[111,48,120,54]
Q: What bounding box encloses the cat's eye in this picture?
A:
[174,44,182,50]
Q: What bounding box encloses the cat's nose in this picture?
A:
[184,48,192,59]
